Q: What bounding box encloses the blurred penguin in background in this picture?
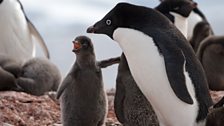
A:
[16,57,61,96]
[197,36,224,91]
[0,0,50,63]
[159,0,214,44]
[190,21,213,52]
[156,0,197,38]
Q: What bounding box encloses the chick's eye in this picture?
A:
[82,43,88,48]
[174,7,180,10]
[106,19,112,26]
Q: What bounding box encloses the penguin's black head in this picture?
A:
[86,3,124,39]
[72,36,94,55]
[156,0,197,17]
[0,0,3,4]
[87,2,166,39]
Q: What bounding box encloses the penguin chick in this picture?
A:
[57,36,110,126]
[190,21,213,52]
[115,54,159,126]
[16,57,61,96]
[197,36,224,91]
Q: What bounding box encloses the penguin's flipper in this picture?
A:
[114,77,126,123]
[163,47,194,104]
[98,56,121,68]
[56,75,72,99]
[27,20,50,59]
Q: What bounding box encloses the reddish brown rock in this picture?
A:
[0,91,61,126]
[1,90,223,126]
[0,90,121,126]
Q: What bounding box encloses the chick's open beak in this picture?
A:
[72,41,81,52]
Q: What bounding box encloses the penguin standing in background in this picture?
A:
[159,0,214,41]
[0,54,23,91]
[114,1,196,126]
[87,3,212,126]
[187,2,213,41]
[16,57,61,96]
[0,0,50,63]
[156,0,197,37]
[57,36,119,126]
[190,21,213,52]
[196,36,224,91]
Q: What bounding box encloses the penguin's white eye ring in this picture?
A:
[106,19,112,26]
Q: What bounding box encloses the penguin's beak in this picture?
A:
[87,26,96,33]
[72,41,82,53]
[192,2,197,8]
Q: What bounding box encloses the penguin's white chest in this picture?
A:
[113,28,199,126]
[187,11,203,41]
[170,12,188,38]
[0,0,34,62]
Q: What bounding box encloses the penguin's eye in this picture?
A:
[174,7,180,11]
[106,19,112,26]
[82,43,88,48]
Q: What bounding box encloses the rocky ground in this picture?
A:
[0,89,121,126]
[0,90,223,126]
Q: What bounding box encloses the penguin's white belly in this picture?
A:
[113,28,199,126]
[170,12,188,38]
[187,11,203,41]
[0,0,34,62]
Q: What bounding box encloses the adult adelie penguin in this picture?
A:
[0,0,50,63]
[87,3,212,126]
[155,0,197,37]
[114,1,196,125]
[57,36,119,126]
[159,0,214,41]
[196,36,224,91]
[187,1,213,41]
